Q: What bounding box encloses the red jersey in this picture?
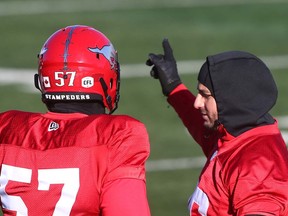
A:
[0,111,151,216]
[168,85,288,216]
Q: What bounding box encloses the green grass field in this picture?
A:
[0,1,288,215]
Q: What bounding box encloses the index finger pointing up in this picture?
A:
[162,38,174,61]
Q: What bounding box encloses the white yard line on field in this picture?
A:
[147,130,288,172]
[1,54,288,90]
[0,0,287,16]
[146,156,206,172]
[278,116,288,128]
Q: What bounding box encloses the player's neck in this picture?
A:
[46,101,105,115]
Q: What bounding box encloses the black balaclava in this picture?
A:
[198,51,277,137]
[198,62,213,95]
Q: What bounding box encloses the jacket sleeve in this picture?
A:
[100,179,151,216]
[105,118,150,182]
[100,118,151,215]
[167,84,217,157]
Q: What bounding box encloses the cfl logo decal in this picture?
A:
[81,77,94,88]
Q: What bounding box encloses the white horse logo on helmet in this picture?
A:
[88,43,117,70]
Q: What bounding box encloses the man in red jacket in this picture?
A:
[146,39,288,216]
[0,25,151,216]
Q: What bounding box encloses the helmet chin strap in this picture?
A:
[99,77,114,113]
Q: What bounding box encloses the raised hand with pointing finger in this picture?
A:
[146,39,182,96]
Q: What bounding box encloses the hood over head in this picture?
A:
[198,51,277,136]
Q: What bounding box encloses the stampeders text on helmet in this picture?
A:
[44,94,90,100]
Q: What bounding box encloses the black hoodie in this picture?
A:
[198,51,278,137]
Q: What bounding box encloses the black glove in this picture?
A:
[146,38,181,96]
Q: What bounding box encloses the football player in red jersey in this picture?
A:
[0,25,151,216]
[146,39,288,216]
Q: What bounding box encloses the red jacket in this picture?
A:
[168,84,288,216]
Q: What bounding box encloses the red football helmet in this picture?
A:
[35,25,120,114]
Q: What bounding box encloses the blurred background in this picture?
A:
[0,0,288,215]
